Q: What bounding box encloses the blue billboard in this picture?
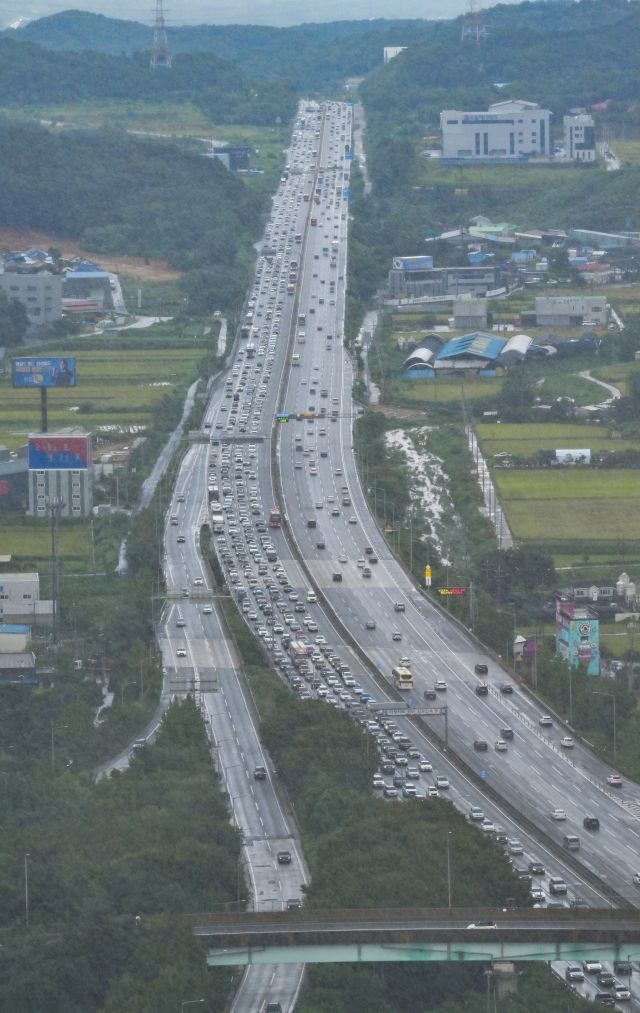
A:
[12,357,76,388]
[393,256,434,272]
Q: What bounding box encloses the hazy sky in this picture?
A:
[0,0,526,29]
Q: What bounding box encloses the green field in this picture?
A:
[495,469,640,540]
[477,422,638,458]
[0,342,204,440]
[388,376,502,404]
[0,517,92,571]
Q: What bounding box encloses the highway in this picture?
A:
[161,100,640,1009]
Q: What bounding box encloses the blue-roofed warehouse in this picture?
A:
[402,331,539,377]
[433,332,506,375]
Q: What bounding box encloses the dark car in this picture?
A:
[332,572,342,582]
[528,861,545,876]
[475,684,489,696]
[423,689,437,700]
[500,683,514,695]
[501,727,514,740]
[277,851,292,864]
[474,663,488,675]
[474,740,488,751]
[598,971,615,988]
[584,816,600,831]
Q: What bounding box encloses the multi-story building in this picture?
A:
[440,100,552,160]
[388,263,502,300]
[27,430,93,518]
[563,113,596,162]
[0,270,62,330]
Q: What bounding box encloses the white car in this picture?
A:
[550,808,567,821]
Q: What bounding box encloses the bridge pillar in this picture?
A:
[493,962,519,1000]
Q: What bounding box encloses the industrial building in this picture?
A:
[535,295,608,328]
[0,270,62,330]
[0,572,52,625]
[440,100,552,161]
[388,262,502,300]
[563,113,596,162]
[209,145,251,172]
[402,331,536,377]
[62,261,112,313]
[453,299,488,330]
[383,46,406,63]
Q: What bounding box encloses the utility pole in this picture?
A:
[49,496,64,648]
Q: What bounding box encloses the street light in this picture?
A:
[446,832,452,909]
[24,852,30,926]
[591,690,617,759]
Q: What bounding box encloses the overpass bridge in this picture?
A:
[191,907,640,967]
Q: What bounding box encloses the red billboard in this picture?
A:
[28,434,91,470]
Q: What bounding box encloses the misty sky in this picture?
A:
[0,0,525,29]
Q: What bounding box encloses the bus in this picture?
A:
[392,666,414,691]
[246,343,256,359]
[207,484,219,503]
[269,507,281,528]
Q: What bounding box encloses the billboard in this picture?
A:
[12,357,76,389]
[393,256,434,272]
[28,434,90,470]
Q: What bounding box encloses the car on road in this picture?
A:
[473,740,488,751]
[176,618,186,628]
[607,774,623,787]
[365,620,376,630]
[177,535,185,543]
[539,715,553,727]
[560,736,575,748]
[583,960,603,974]
[469,806,485,821]
[565,964,584,983]
[474,663,488,675]
[495,740,507,752]
[550,808,567,820]
[435,775,449,789]
[466,920,497,930]
[435,679,447,691]
[176,648,187,658]
[507,839,523,855]
[202,605,212,614]
[583,815,600,831]
[499,683,514,695]
[253,765,267,780]
[277,851,292,864]
[392,631,402,641]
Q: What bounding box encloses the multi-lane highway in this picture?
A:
[160,100,640,1009]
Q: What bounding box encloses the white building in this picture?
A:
[563,113,596,162]
[383,47,407,63]
[440,100,552,160]
[0,573,53,624]
[535,295,608,328]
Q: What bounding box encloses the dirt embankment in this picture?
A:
[0,228,182,282]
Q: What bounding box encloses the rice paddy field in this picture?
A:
[477,422,640,459]
[495,469,640,541]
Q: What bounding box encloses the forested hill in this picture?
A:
[8,13,430,89]
[0,119,263,313]
[0,36,296,124]
[361,0,640,132]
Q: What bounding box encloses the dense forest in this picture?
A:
[0,120,265,314]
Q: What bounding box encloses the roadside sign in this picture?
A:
[438,587,466,596]
[425,565,432,587]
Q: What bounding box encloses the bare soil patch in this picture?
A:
[0,228,182,282]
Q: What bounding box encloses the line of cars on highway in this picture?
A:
[193,101,640,1008]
